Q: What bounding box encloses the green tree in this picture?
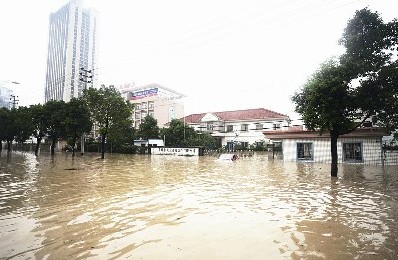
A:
[30,104,47,156]
[292,8,398,177]
[0,108,5,151]
[188,132,218,149]
[107,118,135,153]
[160,119,202,147]
[13,106,34,145]
[63,98,92,157]
[44,100,67,156]
[82,85,133,159]
[0,108,14,151]
[137,115,160,139]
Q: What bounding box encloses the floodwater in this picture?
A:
[1,152,398,260]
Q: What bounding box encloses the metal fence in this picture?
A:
[383,150,398,166]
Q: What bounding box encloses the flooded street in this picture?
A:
[1,151,398,259]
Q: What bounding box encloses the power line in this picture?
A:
[45,0,355,85]
[93,0,360,74]
[43,0,360,88]
[23,0,363,106]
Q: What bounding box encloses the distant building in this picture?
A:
[0,86,14,109]
[134,139,164,147]
[44,0,98,103]
[182,108,291,149]
[119,83,185,128]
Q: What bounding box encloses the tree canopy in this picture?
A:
[0,107,14,151]
[160,119,218,148]
[13,106,34,144]
[82,85,133,159]
[30,104,47,156]
[137,115,160,140]
[62,98,92,157]
[291,8,398,177]
[44,100,67,155]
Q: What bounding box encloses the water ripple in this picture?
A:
[1,152,398,259]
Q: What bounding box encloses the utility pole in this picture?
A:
[79,68,93,87]
[79,67,93,155]
[9,95,19,109]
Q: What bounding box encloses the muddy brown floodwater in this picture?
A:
[1,151,398,259]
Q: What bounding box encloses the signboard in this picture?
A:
[151,147,200,156]
[131,87,158,100]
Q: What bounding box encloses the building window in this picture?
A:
[135,113,140,119]
[273,123,281,130]
[241,124,248,131]
[297,143,313,160]
[226,125,233,132]
[343,143,362,162]
[255,123,263,130]
[141,102,147,109]
[207,123,213,131]
[136,104,141,110]
[148,101,154,109]
[241,142,248,148]
[226,141,234,151]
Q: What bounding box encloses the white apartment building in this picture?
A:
[183,108,291,149]
[44,0,98,103]
[119,83,185,128]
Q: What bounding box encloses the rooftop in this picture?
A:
[263,128,388,139]
[122,83,186,97]
[183,108,289,123]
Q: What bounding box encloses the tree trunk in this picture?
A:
[330,131,339,177]
[51,138,57,156]
[35,137,42,156]
[101,134,106,159]
[7,140,12,151]
[71,136,77,157]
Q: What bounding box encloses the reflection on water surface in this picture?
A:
[1,151,397,259]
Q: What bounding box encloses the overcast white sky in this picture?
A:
[1,0,397,122]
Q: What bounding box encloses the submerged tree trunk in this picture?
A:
[51,138,57,156]
[71,135,77,158]
[330,131,339,177]
[35,137,42,156]
[7,140,12,151]
[101,134,106,159]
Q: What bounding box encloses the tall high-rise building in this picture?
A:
[44,0,98,103]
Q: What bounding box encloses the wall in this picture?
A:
[215,119,291,147]
[281,137,383,165]
[130,94,184,128]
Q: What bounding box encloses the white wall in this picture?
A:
[218,119,290,147]
[281,137,383,164]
